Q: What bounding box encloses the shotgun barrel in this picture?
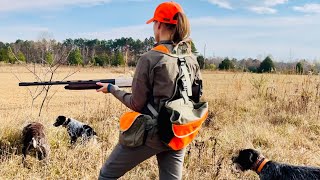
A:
[19,78,133,90]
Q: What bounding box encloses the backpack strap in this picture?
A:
[151,43,193,104]
[147,103,159,118]
[178,57,192,96]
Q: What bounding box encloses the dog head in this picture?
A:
[53,116,70,127]
[232,148,261,171]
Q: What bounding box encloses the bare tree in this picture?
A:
[12,40,79,116]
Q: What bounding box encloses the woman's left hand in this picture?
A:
[96,82,110,93]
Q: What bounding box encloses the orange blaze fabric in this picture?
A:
[172,111,208,137]
[257,159,269,173]
[168,131,199,150]
[119,112,141,131]
[168,111,208,150]
[152,45,170,54]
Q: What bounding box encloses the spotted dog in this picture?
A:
[232,148,320,180]
[22,122,50,162]
[53,115,97,144]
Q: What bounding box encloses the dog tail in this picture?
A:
[32,137,37,148]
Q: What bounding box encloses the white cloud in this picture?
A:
[293,3,320,14]
[0,0,109,12]
[70,24,153,40]
[0,25,50,42]
[0,0,153,12]
[1,24,148,43]
[264,0,288,7]
[190,15,320,27]
[0,26,49,32]
[249,6,277,14]
[207,0,289,14]
[207,0,233,10]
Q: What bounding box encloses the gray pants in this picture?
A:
[99,130,186,180]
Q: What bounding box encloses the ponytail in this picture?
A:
[165,12,191,44]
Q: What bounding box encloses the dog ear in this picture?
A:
[249,152,255,163]
[249,149,260,162]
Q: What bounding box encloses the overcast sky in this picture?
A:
[0,0,319,61]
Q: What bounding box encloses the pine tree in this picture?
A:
[258,56,275,73]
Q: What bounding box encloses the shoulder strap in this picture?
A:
[149,43,193,108]
[178,57,192,104]
[179,57,192,96]
[147,103,158,118]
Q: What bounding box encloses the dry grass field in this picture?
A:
[0,64,319,179]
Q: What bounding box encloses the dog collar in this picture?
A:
[253,156,269,174]
[257,158,269,173]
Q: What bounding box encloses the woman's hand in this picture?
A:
[96,82,111,93]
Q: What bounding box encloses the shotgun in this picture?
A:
[19,78,133,90]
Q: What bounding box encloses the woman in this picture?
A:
[96,1,202,179]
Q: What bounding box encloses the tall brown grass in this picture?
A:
[0,65,319,179]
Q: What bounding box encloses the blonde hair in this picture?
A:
[165,12,191,44]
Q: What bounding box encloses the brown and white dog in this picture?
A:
[232,148,320,180]
[22,122,50,162]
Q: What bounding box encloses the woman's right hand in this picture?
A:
[96,82,110,93]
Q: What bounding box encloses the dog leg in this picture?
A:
[71,136,77,145]
[22,144,31,168]
[22,145,27,164]
[37,146,45,160]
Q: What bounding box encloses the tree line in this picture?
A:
[0,37,156,66]
[197,55,320,75]
[0,37,319,74]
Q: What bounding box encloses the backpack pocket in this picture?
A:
[158,98,208,150]
[119,112,154,147]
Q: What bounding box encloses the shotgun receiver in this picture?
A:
[19,78,133,90]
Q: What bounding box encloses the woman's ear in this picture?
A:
[156,21,162,30]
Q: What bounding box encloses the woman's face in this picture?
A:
[153,21,160,43]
